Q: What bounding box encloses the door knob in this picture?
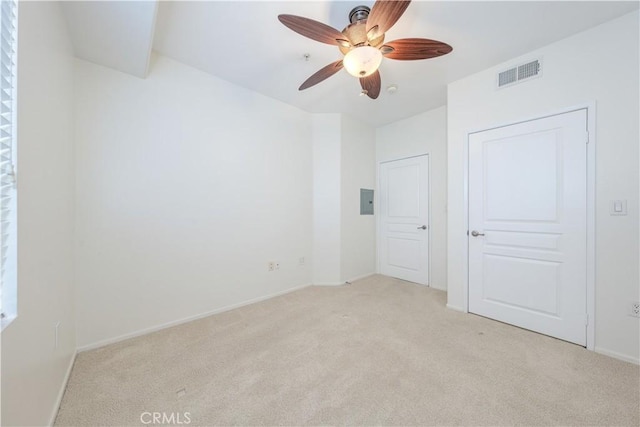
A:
[471,230,485,237]
[417,225,427,230]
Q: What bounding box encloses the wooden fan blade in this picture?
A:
[381,38,452,60]
[366,1,411,39]
[359,70,381,99]
[299,60,344,90]
[278,14,350,46]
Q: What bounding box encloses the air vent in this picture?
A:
[497,59,542,88]
[498,68,517,87]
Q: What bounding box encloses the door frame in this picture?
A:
[376,153,432,286]
[462,103,596,350]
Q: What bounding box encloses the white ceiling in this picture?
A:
[63,1,639,126]
[61,1,157,78]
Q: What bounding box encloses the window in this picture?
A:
[1,0,17,329]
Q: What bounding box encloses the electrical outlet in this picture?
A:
[267,262,275,272]
[274,262,280,270]
[630,302,640,318]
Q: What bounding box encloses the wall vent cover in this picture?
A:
[497,59,542,88]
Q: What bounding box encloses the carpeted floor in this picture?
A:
[55,275,640,426]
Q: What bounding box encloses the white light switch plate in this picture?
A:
[610,200,627,216]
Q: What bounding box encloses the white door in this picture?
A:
[468,109,588,346]
[379,155,429,285]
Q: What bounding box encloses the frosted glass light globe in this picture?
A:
[343,46,383,78]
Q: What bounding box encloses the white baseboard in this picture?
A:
[345,272,376,283]
[77,283,311,352]
[49,350,77,426]
[595,346,640,365]
[446,303,466,313]
[313,273,377,287]
[447,306,637,365]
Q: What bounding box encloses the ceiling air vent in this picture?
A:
[497,59,542,88]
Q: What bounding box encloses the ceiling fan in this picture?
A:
[278,0,452,99]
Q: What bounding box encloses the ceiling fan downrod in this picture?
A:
[349,6,370,23]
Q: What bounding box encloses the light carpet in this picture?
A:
[55,275,640,426]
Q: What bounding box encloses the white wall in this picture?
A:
[340,115,376,282]
[447,11,639,363]
[311,114,376,285]
[1,2,76,426]
[376,106,448,290]
[312,114,342,285]
[74,54,313,349]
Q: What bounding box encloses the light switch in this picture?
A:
[610,200,627,216]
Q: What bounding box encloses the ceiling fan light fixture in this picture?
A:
[343,46,383,78]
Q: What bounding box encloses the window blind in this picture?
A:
[0,0,17,319]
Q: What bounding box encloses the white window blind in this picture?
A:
[1,0,17,324]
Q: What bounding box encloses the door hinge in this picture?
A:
[585,131,589,144]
